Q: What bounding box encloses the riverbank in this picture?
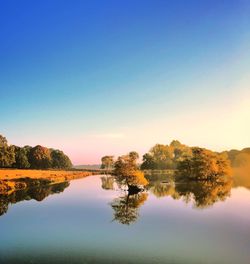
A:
[0,169,95,195]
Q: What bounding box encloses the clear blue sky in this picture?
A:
[1,0,250,164]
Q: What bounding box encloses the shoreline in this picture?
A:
[0,169,96,195]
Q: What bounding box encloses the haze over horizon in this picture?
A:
[1,0,250,164]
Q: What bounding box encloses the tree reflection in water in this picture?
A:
[101,174,149,225]
[175,177,233,209]
[105,172,234,225]
[148,174,233,209]
[101,176,114,190]
[0,181,70,216]
[110,192,148,225]
[149,181,180,200]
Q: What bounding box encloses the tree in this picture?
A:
[141,140,193,170]
[101,156,114,171]
[29,145,52,169]
[0,135,73,170]
[232,152,250,167]
[50,149,72,169]
[170,140,182,149]
[13,146,30,169]
[150,144,173,162]
[0,135,8,147]
[176,147,232,181]
[128,151,139,164]
[0,135,15,168]
[114,153,148,192]
[141,144,174,170]
[141,153,156,170]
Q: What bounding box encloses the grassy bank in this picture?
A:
[0,169,95,195]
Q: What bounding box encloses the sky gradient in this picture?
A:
[1,0,250,164]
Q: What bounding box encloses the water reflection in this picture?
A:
[0,181,70,216]
[0,174,249,264]
[110,192,148,225]
[149,182,180,200]
[0,170,248,223]
[101,174,235,225]
[175,179,232,208]
[101,175,114,190]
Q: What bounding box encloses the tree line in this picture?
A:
[101,139,250,183]
[141,140,249,173]
[101,140,234,174]
[0,135,72,169]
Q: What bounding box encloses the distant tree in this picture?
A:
[50,149,72,169]
[141,140,193,170]
[0,135,15,168]
[150,144,173,161]
[114,153,148,191]
[176,147,232,181]
[23,145,32,153]
[29,145,52,169]
[128,151,139,164]
[170,140,182,149]
[232,153,250,167]
[141,153,156,170]
[225,149,240,165]
[101,156,114,171]
[13,146,30,169]
[0,135,8,147]
[0,135,73,170]
[141,144,174,170]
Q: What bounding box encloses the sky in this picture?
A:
[1,0,250,164]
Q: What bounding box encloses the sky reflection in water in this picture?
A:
[0,175,250,264]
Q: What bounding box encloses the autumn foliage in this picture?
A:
[0,135,72,169]
[177,147,232,181]
[113,152,148,189]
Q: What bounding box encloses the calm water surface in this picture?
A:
[0,175,250,264]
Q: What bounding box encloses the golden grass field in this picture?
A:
[0,169,95,194]
[0,169,94,182]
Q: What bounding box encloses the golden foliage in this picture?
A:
[0,169,93,182]
[114,153,148,188]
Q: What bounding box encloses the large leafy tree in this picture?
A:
[50,149,72,169]
[141,153,156,170]
[101,155,114,171]
[29,145,52,169]
[0,135,15,168]
[114,152,148,190]
[141,140,193,170]
[13,146,30,169]
[176,147,232,181]
[141,144,174,169]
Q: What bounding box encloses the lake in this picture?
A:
[0,175,250,264]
